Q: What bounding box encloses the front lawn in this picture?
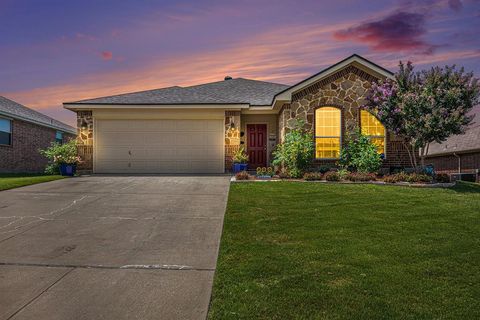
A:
[0,174,65,191]
[209,182,480,319]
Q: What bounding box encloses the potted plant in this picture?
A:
[39,140,81,176]
[232,146,249,173]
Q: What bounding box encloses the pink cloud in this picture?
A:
[101,51,113,60]
[333,11,438,55]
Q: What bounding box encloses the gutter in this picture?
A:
[453,153,461,174]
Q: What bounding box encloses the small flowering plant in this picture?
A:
[39,140,81,174]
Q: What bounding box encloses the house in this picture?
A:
[64,54,412,174]
[425,105,479,180]
[0,96,76,173]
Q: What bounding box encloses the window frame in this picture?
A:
[314,106,342,160]
[359,110,387,158]
[0,117,12,146]
[55,131,64,144]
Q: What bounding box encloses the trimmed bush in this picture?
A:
[235,171,250,180]
[345,172,377,182]
[303,172,323,181]
[406,173,433,183]
[435,173,451,183]
[384,172,409,183]
[324,171,340,182]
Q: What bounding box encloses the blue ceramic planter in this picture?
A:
[59,163,77,176]
[232,163,248,173]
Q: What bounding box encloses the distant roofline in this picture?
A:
[0,96,76,134]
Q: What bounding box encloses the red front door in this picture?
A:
[247,124,267,169]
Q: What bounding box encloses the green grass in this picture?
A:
[209,182,480,319]
[0,174,65,191]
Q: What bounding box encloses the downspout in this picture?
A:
[453,153,461,174]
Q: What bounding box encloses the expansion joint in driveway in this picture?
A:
[0,261,215,271]
[6,267,74,320]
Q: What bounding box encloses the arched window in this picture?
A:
[360,110,386,156]
[315,107,341,159]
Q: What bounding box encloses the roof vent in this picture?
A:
[224,76,232,80]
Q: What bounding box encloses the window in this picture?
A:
[360,110,386,156]
[0,118,12,145]
[56,131,63,144]
[315,107,341,159]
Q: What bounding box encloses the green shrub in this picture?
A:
[235,171,250,180]
[339,132,382,173]
[345,172,377,182]
[337,168,350,180]
[384,172,409,183]
[324,171,340,181]
[278,169,291,179]
[435,173,451,183]
[406,173,433,183]
[232,146,249,164]
[272,120,314,178]
[303,172,323,181]
[39,140,80,174]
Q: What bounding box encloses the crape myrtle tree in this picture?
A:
[363,61,480,170]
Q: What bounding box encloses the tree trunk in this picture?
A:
[403,141,415,169]
[420,143,430,168]
[412,144,418,171]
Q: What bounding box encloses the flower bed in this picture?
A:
[231,169,454,187]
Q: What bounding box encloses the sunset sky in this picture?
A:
[1,0,479,126]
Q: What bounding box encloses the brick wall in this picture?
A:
[426,152,480,174]
[0,119,75,173]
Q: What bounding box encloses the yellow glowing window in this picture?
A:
[361,110,386,155]
[315,107,341,159]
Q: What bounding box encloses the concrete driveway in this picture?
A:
[0,175,230,320]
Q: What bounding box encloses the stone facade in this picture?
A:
[278,66,411,169]
[76,111,94,172]
[0,119,75,173]
[224,110,241,171]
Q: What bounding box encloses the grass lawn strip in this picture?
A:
[0,175,65,191]
[209,182,480,319]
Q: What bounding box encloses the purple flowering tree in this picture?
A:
[364,61,479,170]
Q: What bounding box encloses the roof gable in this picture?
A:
[273,54,394,103]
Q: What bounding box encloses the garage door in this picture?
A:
[95,119,224,173]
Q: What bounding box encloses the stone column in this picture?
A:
[76,111,93,172]
[224,111,241,172]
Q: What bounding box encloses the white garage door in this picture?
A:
[95,119,224,173]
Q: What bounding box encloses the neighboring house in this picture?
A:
[0,96,76,173]
[425,105,479,178]
[64,54,412,174]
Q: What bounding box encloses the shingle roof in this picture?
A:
[427,105,480,156]
[0,96,76,134]
[65,78,290,106]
